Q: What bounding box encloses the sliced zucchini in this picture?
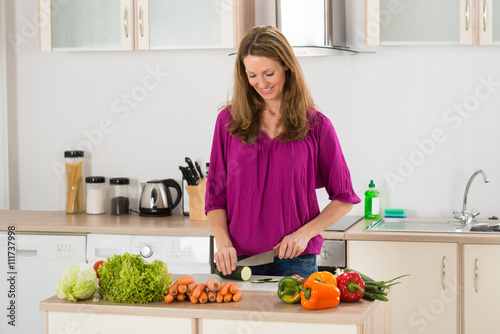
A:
[251,278,281,283]
[215,266,252,281]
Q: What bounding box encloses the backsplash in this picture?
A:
[2,0,500,219]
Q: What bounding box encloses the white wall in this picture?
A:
[4,1,500,219]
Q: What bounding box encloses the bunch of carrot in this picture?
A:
[164,276,243,304]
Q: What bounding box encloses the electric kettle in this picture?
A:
[139,179,182,217]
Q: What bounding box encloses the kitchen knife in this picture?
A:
[195,161,204,179]
[184,166,198,186]
[179,166,192,185]
[235,248,279,266]
[185,157,200,180]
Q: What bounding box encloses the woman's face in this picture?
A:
[243,55,288,107]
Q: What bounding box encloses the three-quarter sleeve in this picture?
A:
[205,109,231,214]
[315,114,361,204]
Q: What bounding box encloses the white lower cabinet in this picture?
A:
[462,244,500,334]
[47,312,192,334]
[348,241,459,334]
[203,319,358,334]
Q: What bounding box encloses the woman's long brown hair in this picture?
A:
[227,26,315,144]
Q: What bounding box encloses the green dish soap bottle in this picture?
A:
[364,180,380,220]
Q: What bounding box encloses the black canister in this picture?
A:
[110,177,130,215]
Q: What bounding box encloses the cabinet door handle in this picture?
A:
[275,0,281,29]
[124,6,129,38]
[324,0,332,46]
[482,0,488,32]
[441,256,446,290]
[474,258,479,292]
[139,5,144,37]
[465,0,470,31]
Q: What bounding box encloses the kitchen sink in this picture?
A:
[468,223,500,232]
[364,218,500,233]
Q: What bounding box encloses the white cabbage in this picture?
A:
[56,262,97,302]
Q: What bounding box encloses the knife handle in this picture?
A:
[179,166,191,185]
[195,161,204,179]
[184,166,198,186]
[185,157,200,180]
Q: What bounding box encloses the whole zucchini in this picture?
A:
[215,266,252,281]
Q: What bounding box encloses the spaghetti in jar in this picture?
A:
[64,150,84,214]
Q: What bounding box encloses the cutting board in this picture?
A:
[173,273,281,292]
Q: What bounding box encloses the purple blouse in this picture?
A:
[205,108,360,257]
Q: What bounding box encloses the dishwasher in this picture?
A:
[0,232,86,334]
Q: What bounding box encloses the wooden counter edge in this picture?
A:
[40,293,388,326]
[0,210,346,239]
[3,210,500,243]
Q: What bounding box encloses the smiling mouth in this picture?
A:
[260,86,274,94]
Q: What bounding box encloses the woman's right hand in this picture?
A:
[214,244,237,276]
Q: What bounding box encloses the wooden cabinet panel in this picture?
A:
[203,319,358,334]
[349,240,459,334]
[48,312,192,334]
[462,244,500,333]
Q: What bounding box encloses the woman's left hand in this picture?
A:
[274,230,311,259]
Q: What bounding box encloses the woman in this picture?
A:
[205,26,360,278]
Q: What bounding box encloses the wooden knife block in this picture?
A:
[185,179,208,221]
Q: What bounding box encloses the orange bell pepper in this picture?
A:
[307,271,337,286]
[299,271,341,310]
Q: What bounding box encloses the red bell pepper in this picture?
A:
[291,274,307,285]
[337,272,365,302]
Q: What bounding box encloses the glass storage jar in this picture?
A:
[86,176,106,215]
[64,150,84,214]
[110,177,130,215]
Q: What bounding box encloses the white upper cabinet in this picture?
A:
[148,0,235,50]
[40,0,133,51]
[39,0,254,51]
[365,0,500,45]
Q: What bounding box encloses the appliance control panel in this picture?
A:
[56,242,76,259]
[86,234,212,273]
[0,233,86,261]
[163,236,210,264]
[131,237,162,261]
[316,239,346,268]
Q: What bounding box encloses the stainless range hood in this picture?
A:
[276,0,357,56]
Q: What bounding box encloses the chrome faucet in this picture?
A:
[453,170,489,225]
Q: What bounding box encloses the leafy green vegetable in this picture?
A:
[97,252,172,304]
[56,262,97,302]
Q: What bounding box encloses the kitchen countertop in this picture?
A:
[0,210,212,236]
[3,210,499,243]
[344,218,500,243]
[0,210,345,239]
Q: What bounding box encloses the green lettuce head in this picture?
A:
[98,253,172,304]
[56,262,97,302]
